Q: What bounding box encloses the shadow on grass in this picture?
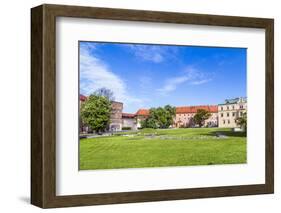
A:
[201,129,246,138]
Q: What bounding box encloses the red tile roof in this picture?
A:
[122,113,136,118]
[135,109,149,116]
[176,105,218,114]
[80,95,87,101]
[134,106,217,116]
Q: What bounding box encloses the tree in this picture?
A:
[80,94,111,133]
[163,105,176,128]
[193,109,211,127]
[93,87,115,101]
[140,117,158,129]
[236,112,247,131]
[141,105,176,129]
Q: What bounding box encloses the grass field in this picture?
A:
[79,128,246,170]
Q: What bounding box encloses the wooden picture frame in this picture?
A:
[31,4,274,208]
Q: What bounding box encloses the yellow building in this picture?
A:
[218,97,247,128]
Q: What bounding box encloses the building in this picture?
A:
[218,97,247,128]
[135,109,149,129]
[174,105,218,128]
[109,101,123,131]
[80,94,87,103]
[122,113,137,130]
[80,94,246,133]
[79,95,89,133]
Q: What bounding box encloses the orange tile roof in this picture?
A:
[135,106,217,116]
[135,109,149,116]
[122,113,136,118]
[176,105,218,114]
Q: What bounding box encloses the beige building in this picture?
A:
[218,97,247,128]
[122,113,137,130]
[174,105,218,128]
[135,109,150,129]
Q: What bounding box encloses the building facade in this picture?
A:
[174,105,218,128]
[109,101,123,131]
[218,97,247,128]
[122,113,137,130]
[135,109,149,129]
[79,95,89,133]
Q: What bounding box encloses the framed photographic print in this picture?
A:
[31,4,274,208]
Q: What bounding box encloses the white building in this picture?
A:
[218,97,247,128]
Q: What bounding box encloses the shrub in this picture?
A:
[122,127,132,130]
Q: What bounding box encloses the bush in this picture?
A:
[122,127,132,130]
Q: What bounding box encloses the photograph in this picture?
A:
[79,41,247,170]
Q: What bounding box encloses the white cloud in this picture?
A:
[157,66,213,94]
[127,44,172,63]
[80,45,143,106]
[157,76,190,93]
[190,79,212,85]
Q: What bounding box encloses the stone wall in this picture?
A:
[110,101,123,131]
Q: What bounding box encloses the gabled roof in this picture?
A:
[135,109,149,116]
[176,105,218,114]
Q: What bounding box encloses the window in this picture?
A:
[221,113,223,117]
[240,105,243,109]
[232,112,235,117]
[232,105,235,109]
[221,106,223,111]
[223,120,225,124]
[227,106,229,110]
[240,112,243,116]
[228,120,230,124]
[227,113,229,117]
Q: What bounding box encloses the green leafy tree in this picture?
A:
[141,105,176,129]
[163,105,176,128]
[236,112,247,131]
[193,109,211,127]
[80,94,111,133]
[140,117,158,129]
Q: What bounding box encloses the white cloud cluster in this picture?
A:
[157,66,213,94]
[80,45,143,106]
[127,44,172,63]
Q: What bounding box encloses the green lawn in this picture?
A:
[79,128,246,170]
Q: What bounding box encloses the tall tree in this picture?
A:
[193,109,211,127]
[164,105,176,128]
[80,94,111,133]
[94,87,115,101]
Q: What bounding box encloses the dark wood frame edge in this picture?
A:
[31,4,274,208]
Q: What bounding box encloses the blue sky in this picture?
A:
[80,41,246,113]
